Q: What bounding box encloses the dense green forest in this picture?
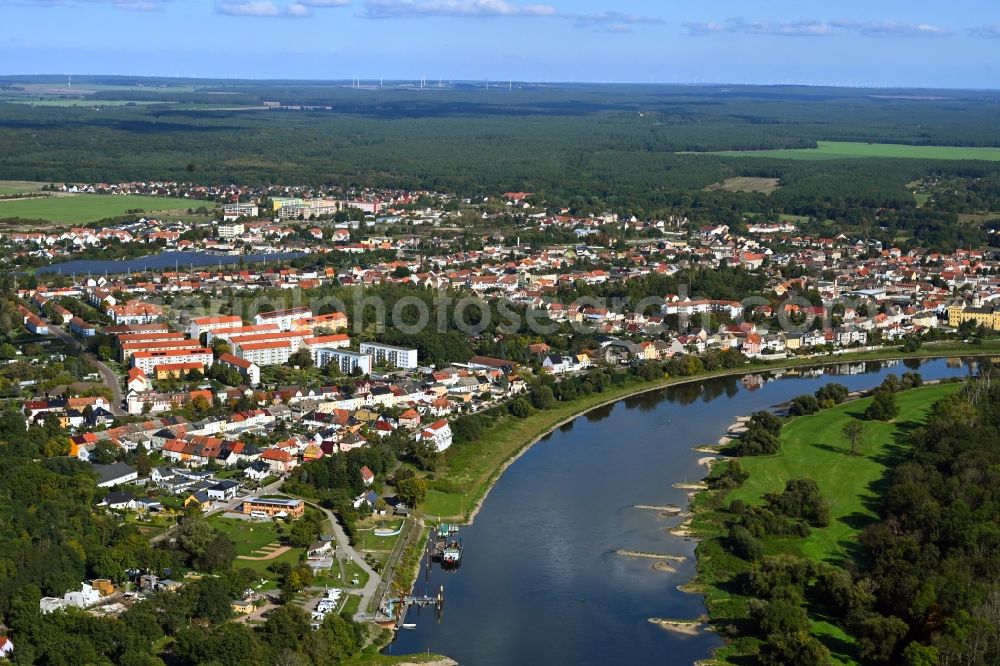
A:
[3,78,1000,218]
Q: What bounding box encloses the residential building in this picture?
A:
[217,352,261,385]
[315,348,373,375]
[189,314,244,340]
[415,419,453,452]
[359,342,419,369]
[254,306,313,331]
[242,497,305,518]
[93,462,139,488]
[131,348,214,375]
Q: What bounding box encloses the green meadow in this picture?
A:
[695,382,963,664]
[695,140,1000,161]
[0,194,193,223]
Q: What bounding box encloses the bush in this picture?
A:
[751,598,810,635]
[750,410,783,435]
[789,394,820,416]
[866,389,899,421]
[757,630,832,666]
[530,385,556,410]
[728,524,765,561]
[815,382,849,405]
[732,425,780,456]
[766,478,831,527]
[708,459,750,490]
[508,397,532,418]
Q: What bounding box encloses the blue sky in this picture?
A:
[3,0,999,87]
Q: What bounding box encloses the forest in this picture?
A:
[3,78,1000,221]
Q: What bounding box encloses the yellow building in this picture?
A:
[231,599,255,615]
[948,305,1000,330]
[271,197,303,212]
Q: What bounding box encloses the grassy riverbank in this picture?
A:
[421,341,999,523]
[690,383,962,664]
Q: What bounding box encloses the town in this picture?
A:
[1,179,999,662]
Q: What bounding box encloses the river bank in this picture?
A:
[687,381,965,664]
[390,358,977,663]
[425,343,999,527]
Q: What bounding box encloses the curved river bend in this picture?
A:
[388,358,977,665]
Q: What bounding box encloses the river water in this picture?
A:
[387,357,978,665]
[36,250,304,275]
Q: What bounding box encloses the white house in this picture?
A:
[415,419,453,452]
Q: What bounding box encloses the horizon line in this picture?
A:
[1,73,999,93]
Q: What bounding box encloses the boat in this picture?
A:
[442,541,463,568]
[431,524,461,561]
[401,623,417,629]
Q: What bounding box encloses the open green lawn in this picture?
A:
[0,194,195,222]
[695,382,963,664]
[206,515,303,580]
[692,141,1000,161]
[726,382,961,564]
[207,515,288,557]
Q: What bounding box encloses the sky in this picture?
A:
[2,0,1000,88]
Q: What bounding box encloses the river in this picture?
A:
[387,357,978,665]
[35,250,304,275]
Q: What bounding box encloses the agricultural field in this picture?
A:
[705,176,781,194]
[0,193,196,223]
[0,180,50,196]
[696,140,1000,161]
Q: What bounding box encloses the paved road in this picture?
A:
[47,322,125,415]
[149,478,286,546]
[296,497,380,622]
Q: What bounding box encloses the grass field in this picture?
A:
[693,382,962,664]
[726,382,961,564]
[0,181,47,196]
[693,141,1000,161]
[706,176,781,194]
[207,516,303,577]
[0,193,195,222]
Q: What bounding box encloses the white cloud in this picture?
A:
[362,0,556,18]
[684,17,951,38]
[570,10,664,32]
[360,0,661,32]
[217,1,281,16]
[215,0,348,17]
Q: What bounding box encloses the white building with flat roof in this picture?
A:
[315,349,373,375]
[255,307,313,331]
[189,315,244,340]
[222,204,257,222]
[359,342,418,369]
